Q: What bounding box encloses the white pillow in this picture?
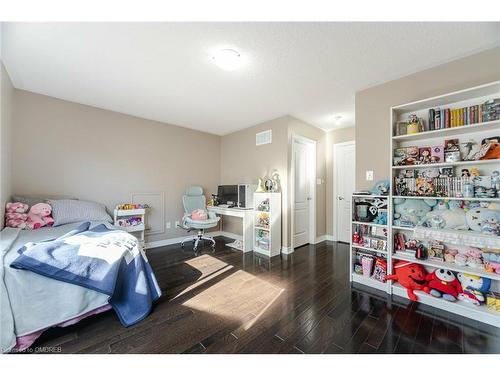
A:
[48,199,112,226]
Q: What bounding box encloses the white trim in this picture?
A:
[131,191,165,236]
[144,231,240,250]
[315,234,334,243]
[333,140,355,242]
[281,246,294,255]
[314,235,328,243]
[290,134,317,250]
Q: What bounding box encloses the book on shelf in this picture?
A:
[425,99,499,131]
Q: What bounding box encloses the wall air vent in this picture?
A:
[256,130,272,146]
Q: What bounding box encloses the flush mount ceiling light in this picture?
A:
[334,116,343,126]
[211,48,242,71]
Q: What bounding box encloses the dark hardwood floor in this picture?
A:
[29,238,500,354]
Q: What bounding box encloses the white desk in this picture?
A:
[207,206,254,252]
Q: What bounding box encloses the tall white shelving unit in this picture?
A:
[253,192,281,257]
[350,194,391,293]
[389,81,500,327]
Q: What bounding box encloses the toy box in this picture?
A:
[428,241,445,262]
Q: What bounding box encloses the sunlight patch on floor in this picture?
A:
[179,255,284,329]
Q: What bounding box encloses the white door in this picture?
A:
[334,142,356,243]
[293,140,310,248]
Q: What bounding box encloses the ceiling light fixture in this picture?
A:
[334,116,343,126]
[211,48,242,71]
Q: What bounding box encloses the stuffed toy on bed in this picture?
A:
[5,202,29,228]
[25,203,54,229]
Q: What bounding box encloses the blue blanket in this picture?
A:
[10,222,161,327]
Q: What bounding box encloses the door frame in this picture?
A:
[290,134,317,250]
[333,140,355,242]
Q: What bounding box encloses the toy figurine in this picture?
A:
[352,231,361,244]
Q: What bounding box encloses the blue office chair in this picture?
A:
[179,186,220,252]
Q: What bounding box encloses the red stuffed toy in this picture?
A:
[386,261,427,301]
[423,268,463,302]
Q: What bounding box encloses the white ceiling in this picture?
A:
[2,22,499,135]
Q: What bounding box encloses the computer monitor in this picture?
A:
[217,185,238,205]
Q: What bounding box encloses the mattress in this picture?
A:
[1,222,111,353]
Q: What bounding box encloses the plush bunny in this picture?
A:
[25,203,54,229]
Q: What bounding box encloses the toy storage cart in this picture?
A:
[253,192,281,257]
[113,208,146,248]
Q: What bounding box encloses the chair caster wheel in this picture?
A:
[181,243,184,248]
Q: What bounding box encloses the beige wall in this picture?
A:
[12,90,221,242]
[356,46,500,189]
[220,115,327,248]
[0,63,13,229]
[220,116,289,242]
[325,126,355,236]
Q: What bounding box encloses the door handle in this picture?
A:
[338,196,344,200]
[307,197,312,201]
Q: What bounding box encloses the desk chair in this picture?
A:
[179,186,220,252]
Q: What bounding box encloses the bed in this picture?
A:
[1,221,161,353]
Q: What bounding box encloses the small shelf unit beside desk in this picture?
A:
[253,192,281,257]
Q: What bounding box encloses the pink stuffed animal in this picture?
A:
[26,203,54,229]
[191,209,208,221]
[5,202,29,228]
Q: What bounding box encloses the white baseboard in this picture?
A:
[144,231,241,250]
[314,234,335,243]
[281,246,294,255]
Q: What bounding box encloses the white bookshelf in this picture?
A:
[253,192,281,257]
[350,194,391,293]
[389,81,500,327]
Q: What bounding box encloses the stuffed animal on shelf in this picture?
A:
[481,216,500,236]
[464,248,484,269]
[444,248,458,263]
[25,203,54,229]
[483,250,500,274]
[424,269,463,302]
[369,180,390,196]
[393,198,437,227]
[420,199,468,230]
[466,206,500,232]
[5,202,29,228]
[385,261,427,301]
[457,273,491,306]
[373,211,388,225]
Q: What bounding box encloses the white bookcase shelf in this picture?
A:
[253,192,281,257]
[387,81,500,327]
[392,119,500,141]
[350,194,391,293]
